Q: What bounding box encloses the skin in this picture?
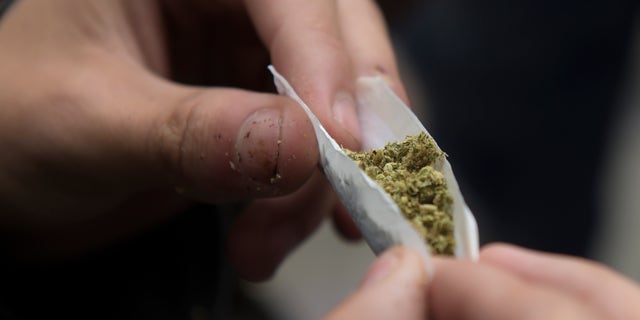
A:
[0,0,408,281]
[327,244,640,320]
[4,2,637,318]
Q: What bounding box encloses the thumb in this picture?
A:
[29,50,319,206]
[325,247,428,320]
[145,82,319,202]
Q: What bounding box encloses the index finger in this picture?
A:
[430,258,599,320]
[337,0,408,103]
[481,244,640,319]
[243,0,360,149]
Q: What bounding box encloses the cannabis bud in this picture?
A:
[345,132,455,255]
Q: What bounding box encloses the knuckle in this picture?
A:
[154,91,202,186]
[41,74,90,114]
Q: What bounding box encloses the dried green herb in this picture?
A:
[344,132,455,255]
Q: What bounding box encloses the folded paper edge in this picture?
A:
[268,66,478,276]
[356,76,480,261]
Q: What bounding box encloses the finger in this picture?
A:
[333,0,404,241]
[430,258,600,320]
[150,84,319,202]
[481,243,640,319]
[336,0,409,103]
[243,0,361,149]
[34,50,319,204]
[227,175,361,281]
[325,247,428,320]
[226,170,333,281]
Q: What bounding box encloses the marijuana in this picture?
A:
[345,132,455,255]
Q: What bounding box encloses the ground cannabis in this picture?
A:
[345,132,455,255]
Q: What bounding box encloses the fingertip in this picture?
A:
[431,255,456,270]
[481,242,522,258]
[154,88,320,202]
[360,247,403,288]
[230,94,319,196]
[480,243,544,268]
[430,255,476,286]
[372,65,410,104]
[401,247,430,284]
[327,246,428,319]
[482,242,524,252]
[368,246,429,290]
[336,0,410,105]
[246,0,361,150]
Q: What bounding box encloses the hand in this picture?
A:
[0,0,407,280]
[327,244,640,319]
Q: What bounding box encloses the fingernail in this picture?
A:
[373,66,409,104]
[235,108,282,184]
[374,65,395,87]
[332,91,361,143]
[361,248,402,288]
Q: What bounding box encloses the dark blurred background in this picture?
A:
[391,0,640,257]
